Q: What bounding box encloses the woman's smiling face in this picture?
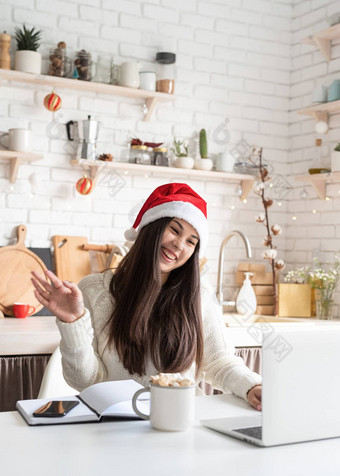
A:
[159,218,199,284]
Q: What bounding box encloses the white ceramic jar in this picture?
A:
[119,62,141,88]
[139,71,156,91]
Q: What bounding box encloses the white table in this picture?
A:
[1,394,340,476]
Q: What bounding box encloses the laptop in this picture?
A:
[201,325,340,446]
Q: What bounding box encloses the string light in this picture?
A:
[312,209,317,214]
[229,204,235,210]
[300,188,308,199]
[278,201,282,206]
[235,185,242,197]
[325,196,331,201]
[292,215,297,220]
[242,198,247,204]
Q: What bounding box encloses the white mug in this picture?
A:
[118,62,141,88]
[0,128,32,152]
[216,151,235,172]
[132,383,196,432]
[312,85,327,104]
[139,71,156,91]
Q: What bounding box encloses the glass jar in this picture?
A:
[152,147,169,166]
[156,52,176,94]
[93,54,112,84]
[129,145,151,165]
[48,44,72,78]
[74,50,93,81]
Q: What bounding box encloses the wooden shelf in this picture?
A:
[298,99,340,123]
[71,159,255,200]
[295,171,340,200]
[301,23,340,61]
[0,69,175,121]
[0,150,43,183]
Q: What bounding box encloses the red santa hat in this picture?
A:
[125,183,208,254]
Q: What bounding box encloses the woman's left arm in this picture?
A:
[247,384,262,411]
[200,281,262,405]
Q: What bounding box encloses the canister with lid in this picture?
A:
[129,145,151,165]
[155,52,176,94]
[152,147,169,166]
[48,42,72,78]
[74,50,94,81]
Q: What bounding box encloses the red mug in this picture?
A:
[13,303,36,318]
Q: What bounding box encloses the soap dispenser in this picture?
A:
[236,272,257,316]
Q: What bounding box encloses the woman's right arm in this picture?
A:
[32,270,108,391]
[56,308,108,391]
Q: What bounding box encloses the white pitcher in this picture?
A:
[119,62,141,88]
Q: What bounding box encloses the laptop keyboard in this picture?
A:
[233,426,262,440]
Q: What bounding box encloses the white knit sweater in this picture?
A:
[57,270,262,400]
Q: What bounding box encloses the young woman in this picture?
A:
[32,183,262,410]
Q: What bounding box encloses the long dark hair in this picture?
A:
[107,217,204,376]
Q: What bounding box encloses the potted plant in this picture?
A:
[331,142,340,172]
[171,139,194,169]
[14,24,43,74]
[194,129,213,171]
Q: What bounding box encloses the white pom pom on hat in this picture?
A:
[124,227,138,242]
[124,182,208,254]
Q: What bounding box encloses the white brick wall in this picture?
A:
[289,0,340,310]
[0,0,300,300]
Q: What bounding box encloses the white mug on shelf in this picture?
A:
[139,71,156,91]
[312,85,327,104]
[216,151,235,172]
[132,383,196,432]
[0,128,32,152]
[118,62,141,88]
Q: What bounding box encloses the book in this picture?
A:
[16,379,149,426]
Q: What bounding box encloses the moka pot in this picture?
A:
[66,115,100,160]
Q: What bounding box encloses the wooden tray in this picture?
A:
[0,225,47,316]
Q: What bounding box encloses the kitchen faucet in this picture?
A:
[216,230,252,308]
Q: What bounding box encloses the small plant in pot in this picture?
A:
[194,129,213,171]
[171,138,194,169]
[331,142,340,172]
[14,24,43,74]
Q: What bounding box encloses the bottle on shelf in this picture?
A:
[308,138,331,175]
[0,32,11,70]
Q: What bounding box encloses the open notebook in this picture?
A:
[17,380,149,426]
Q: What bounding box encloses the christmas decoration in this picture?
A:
[76,175,93,195]
[98,153,113,162]
[43,91,62,111]
[251,146,285,316]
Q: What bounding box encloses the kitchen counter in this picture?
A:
[223,312,340,347]
[0,315,59,356]
[1,313,339,356]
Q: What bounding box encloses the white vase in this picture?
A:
[194,158,213,171]
[331,150,340,172]
[14,50,41,74]
[174,156,194,169]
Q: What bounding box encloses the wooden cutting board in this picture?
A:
[52,235,91,284]
[0,225,47,316]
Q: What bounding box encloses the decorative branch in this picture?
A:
[252,146,285,315]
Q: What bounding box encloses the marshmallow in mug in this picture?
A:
[150,372,194,387]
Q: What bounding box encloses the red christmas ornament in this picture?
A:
[44,91,62,111]
[76,175,93,195]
